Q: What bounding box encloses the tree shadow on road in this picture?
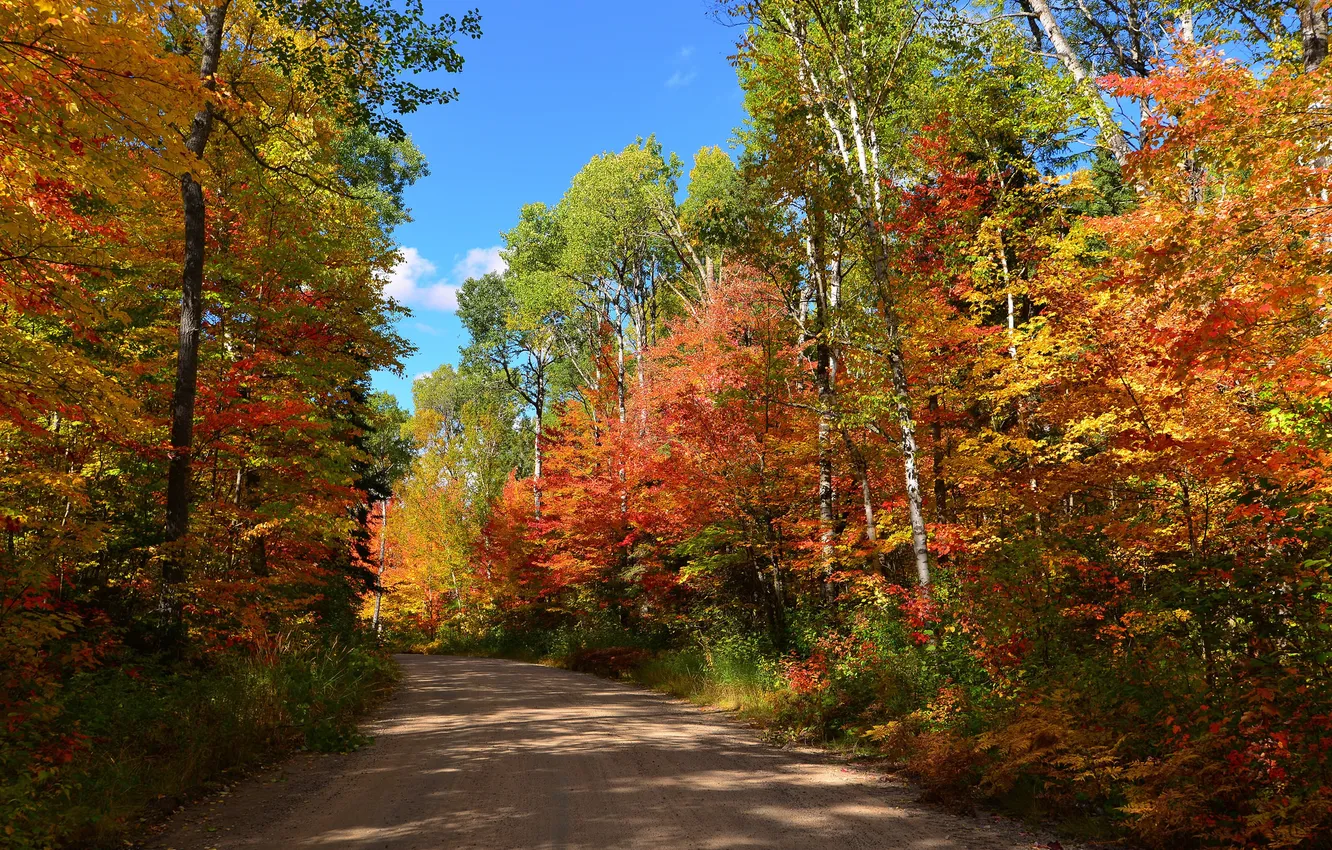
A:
[155,655,1040,850]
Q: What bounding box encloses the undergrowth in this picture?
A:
[3,639,397,850]
[629,643,778,717]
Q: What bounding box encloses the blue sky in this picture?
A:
[372,1,749,409]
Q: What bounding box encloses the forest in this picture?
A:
[378,3,1332,848]
[1,0,470,845]
[3,0,1332,848]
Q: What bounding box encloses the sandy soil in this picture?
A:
[146,654,1059,850]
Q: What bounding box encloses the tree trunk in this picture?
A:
[636,298,649,437]
[1019,0,1133,166]
[372,498,388,634]
[165,1,230,547]
[249,533,268,577]
[889,339,931,590]
[243,468,268,576]
[841,430,876,542]
[817,348,835,571]
[929,394,947,522]
[870,232,931,590]
[1000,228,1017,360]
[1300,0,1329,72]
[767,559,787,648]
[1178,8,1195,43]
[812,223,837,582]
[616,316,628,515]
[761,516,787,648]
[771,5,928,586]
[533,378,544,519]
[616,320,627,426]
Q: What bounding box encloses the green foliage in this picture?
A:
[457,270,575,438]
[1067,150,1137,217]
[557,137,679,283]
[632,647,779,716]
[336,127,429,229]
[253,0,482,139]
[408,364,526,505]
[679,146,748,252]
[360,391,413,500]
[0,641,396,850]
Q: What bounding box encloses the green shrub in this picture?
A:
[0,640,397,849]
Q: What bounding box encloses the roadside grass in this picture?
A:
[619,648,1121,844]
[4,640,397,850]
[415,625,786,726]
[628,649,779,720]
[413,628,1119,845]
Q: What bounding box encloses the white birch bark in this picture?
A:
[1019,0,1133,166]
[771,0,933,588]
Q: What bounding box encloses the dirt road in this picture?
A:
[152,654,1049,849]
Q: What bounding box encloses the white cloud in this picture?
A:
[452,246,507,281]
[665,70,697,89]
[422,284,461,311]
[667,46,697,88]
[383,246,436,301]
[383,245,507,313]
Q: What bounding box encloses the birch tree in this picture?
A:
[458,271,564,518]
[739,0,936,588]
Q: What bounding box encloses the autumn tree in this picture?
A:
[458,271,569,516]
[162,0,481,547]
[1,0,480,840]
[736,0,944,588]
[377,366,525,637]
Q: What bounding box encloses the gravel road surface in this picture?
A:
[151,654,1048,849]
